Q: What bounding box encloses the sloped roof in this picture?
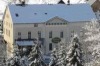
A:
[8,4,96,23]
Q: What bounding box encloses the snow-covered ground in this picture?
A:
[0,0,85,20]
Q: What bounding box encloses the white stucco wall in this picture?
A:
[13,18,88,54]
[3,7,14,58]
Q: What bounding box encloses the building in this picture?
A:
[0,20,3,34]
[86,0,100,20]
[3,0,96,58]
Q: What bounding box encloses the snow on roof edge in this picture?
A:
[8,3,96,23]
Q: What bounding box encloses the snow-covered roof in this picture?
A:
[8,4,96,23]
[16,41,34,46]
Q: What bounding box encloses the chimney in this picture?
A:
[21,0,25,6]
[22,1,25,5]
[67,0,70,5]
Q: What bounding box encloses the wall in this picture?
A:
[13,18,88,54]
[3,7,14,58]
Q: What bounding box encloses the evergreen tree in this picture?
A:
[49,39,68,66]
[57,46,67,66]
[83,19,100,66]
[49,48,58,66]
[28,38,46,66]
[20,55,29,66]
[6,50,21,66]
[6,44,29,66]
[57,42,68,66]
[66,35,83,66]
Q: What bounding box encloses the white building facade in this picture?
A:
[3,3,96,58]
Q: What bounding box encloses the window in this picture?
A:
[45,13,47,15]
[28,31,31,39]
[60,23,62,25]
[6,29,7,35]
[54,23,56,25]
[38,31,41,38]
[60,31,63,38]
[18,32,21,39]
[6,22,8,26]
[11,24,12,28]
[34,13,37,15]
[8,30,10,37]
[57,23,59,25]
[34,24,38,27]
[3,28,4,34]
[71,30,74,37]
[15,13,19,17]
[49,43,52,51]
[48,23,51,25]
[51,23,53,25]
[49,31,52,38]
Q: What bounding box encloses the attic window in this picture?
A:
[45,13,47,15]
[15,13,19,17]
[34,13,37,15]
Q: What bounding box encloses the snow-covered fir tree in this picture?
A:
[49,48,58,66]
[28,38,46,66]
[83,19,100,66]
[20,55,29,66]
[66,34,83,66]
[6,50,21,66]
[57,46,67,66]
[6,44,29,66]
[49,39,68,66]
[57,40,68,66]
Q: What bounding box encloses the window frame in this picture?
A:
[49,31,52,38]
[49,43,52,51]
[18,32,21,39]
[60,31,63,38]
[38,31,41,38]
[28,31,31,39]
[34,23,38,27]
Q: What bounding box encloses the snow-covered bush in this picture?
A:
[83,18,100,65]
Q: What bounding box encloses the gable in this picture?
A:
[46,16,68,24]
[3,7,12,24]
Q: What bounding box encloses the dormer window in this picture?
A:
[34,13,37,15]
[15,13,19,17]
[45,13,47,15]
